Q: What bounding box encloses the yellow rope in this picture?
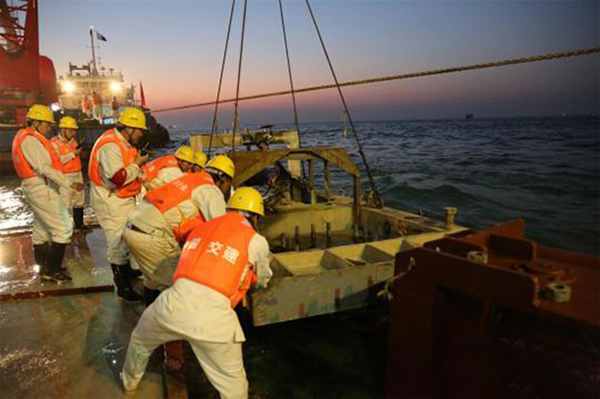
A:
[153,47,600,113]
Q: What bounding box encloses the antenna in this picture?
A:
[89,25,98,75]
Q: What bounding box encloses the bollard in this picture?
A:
[444,207,458,228]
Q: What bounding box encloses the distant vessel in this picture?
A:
[0,23,169,175]
[57,62,135,125]
[57,27,136,125]
[465,113,474,120]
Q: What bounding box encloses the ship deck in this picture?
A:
[0,226,388,398]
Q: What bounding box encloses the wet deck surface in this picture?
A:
[0,229,112,301]
[0,292,164,399]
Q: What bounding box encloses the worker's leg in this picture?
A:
[93,194,134,265]
[124,227,185,370]
[121,299,180,391]
[94,196,140,299]
[26,186,51,275]
[25,183,70,245]
[25,183,72,281]
[71,172,85,229]
[189,339,248,399]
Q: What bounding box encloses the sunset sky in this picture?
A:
[39,1,599,127]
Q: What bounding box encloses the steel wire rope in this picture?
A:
[231,0,248,153]
[207,0,237,157]
[304,0,382,206]
[277,0,301,141]
[153,47,600,113]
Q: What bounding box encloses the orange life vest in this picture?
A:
[142,154,179,186]
[174,212,257,308]
[145,171,214,213]
[88,129,142,198]
[145,171,214,235]
[50,135,82,173]
[12,127,63,179]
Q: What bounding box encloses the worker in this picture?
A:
[121,187,272,398]
[123,153,232,374]
[11,104,84,282]
[141,145,195,191]
[124,155,232,303]
[243,138,281,187]
[89,107,148,301]
[191,150,208,173]
[204,154,235,202]
[51,116,85,230]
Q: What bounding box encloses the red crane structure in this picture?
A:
[0,0,57,125]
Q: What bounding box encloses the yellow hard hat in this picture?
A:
[26,104,55,124]
[205,154,235,178]
[174,145,194,163]
[58,116,78,129]
[193,151,207,167]
[118,107,147,130]
[227,187,264,216]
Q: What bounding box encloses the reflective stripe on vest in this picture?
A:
[173,212,257,308]
[142,155,179,186]
[12,127,63,179]
[88,129,141,198]
[144,171,214,214]
[50,136,82,173]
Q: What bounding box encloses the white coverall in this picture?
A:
[20,136,73,245]
[122,233,272,399]
[143,165,183,192]
[90,129,141,265]
[52,137,85,209]
[123,184,226,290]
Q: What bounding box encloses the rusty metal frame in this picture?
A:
[385,219,600,398]
[228,146,359,186]
[229,146,362,223]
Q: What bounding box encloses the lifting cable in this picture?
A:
[207,0,236,157]
[231,0,248,153]
[154,47,600,114]
[305,0,382,206]
[277,0,301,141]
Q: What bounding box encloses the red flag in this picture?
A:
[139,81,147,108]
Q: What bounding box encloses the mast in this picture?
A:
[89,25,97,76]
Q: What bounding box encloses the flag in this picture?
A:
[96,31,108,42]
[139,81,147,108]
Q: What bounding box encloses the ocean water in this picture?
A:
[169,116,600,256]
[0,116,598,256]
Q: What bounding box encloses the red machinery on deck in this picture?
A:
[0,0,57,125]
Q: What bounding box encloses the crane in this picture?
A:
[0,0,57,125]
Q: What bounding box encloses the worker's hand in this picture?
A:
[71,182,84,192]
[74,148,82,156]
[135,153,149,166]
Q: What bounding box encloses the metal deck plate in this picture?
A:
[0,229,113,301]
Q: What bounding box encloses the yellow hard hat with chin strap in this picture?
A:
[118,107,147,130]
[174,145,194,163]
[205,155,235,178]
[227,187,264,216]
[59,116,78,129]
[26,104,55,124]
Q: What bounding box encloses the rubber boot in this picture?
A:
[143,287,161,307]
[111,264,142,302]
[34,243,50,278]
[46,242,71,282]
[73,207,85,230]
